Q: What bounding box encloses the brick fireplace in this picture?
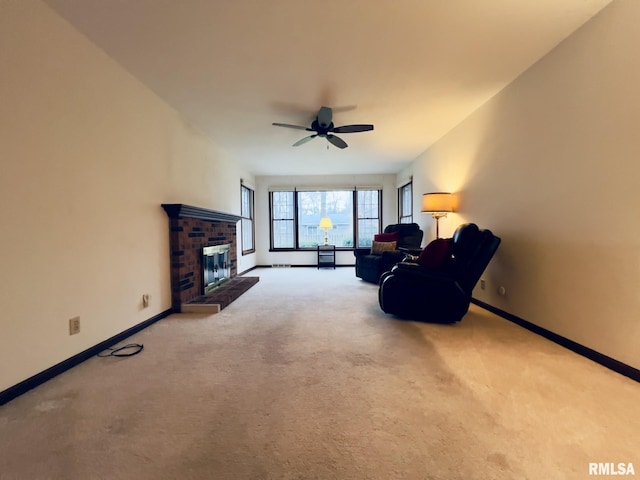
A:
[161,204,242,311]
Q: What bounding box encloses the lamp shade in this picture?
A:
[319,217,333,229]
[421,192,454,213]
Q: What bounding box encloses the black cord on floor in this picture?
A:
[97,343,144,357]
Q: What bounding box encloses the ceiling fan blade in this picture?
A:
[332,124,374,134]
[317,106,333,129]
[272,122,312,131]
[292,134,317,147]
[331,105,357,114]
[327,134,348,149]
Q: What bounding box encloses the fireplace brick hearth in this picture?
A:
[162,204,242,311]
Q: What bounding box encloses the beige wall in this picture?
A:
[0,1,255,391]
[407,0,640,369]
[254,174,398,266]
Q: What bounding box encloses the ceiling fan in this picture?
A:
[272,106,374,149]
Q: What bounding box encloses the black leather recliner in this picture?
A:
[354,223,423,283]
[378,223,501,324]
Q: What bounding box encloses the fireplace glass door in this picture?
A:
[203,244,231,293]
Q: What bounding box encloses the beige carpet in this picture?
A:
[0,267,638,479]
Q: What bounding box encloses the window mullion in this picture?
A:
[352,190,358,249]
[294,190,299,249]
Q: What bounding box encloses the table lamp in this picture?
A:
[318,217,333,245]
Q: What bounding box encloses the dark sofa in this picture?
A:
[354,223,423,283]
[378,223,500,324]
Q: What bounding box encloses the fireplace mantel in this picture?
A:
[161,204,241,223]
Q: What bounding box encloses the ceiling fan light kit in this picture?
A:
[272,106,374,149]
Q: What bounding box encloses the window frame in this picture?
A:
[269,188,382,251]
[398,181,413,224]
[354,189,382,249]
[269,191,296,250]
[240,183,255,255]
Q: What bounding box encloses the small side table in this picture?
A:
[317,244,336,269]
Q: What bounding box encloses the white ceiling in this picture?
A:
[45,0,612,176]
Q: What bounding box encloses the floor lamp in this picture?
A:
[421,192,454,239]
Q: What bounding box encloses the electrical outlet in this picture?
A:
[69,316,80,335]
[480,279,486,290]
[142,294,150,308]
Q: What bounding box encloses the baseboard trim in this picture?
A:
[0,308,173,406]
[471,298,639,383]
[238,266,259,276]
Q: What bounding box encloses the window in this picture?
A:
[398,181,413,224]
[356,189,380,247]
[297,190,353,248]
[269,188,381,250]
[271,191,295,248]
[240,184,255,254]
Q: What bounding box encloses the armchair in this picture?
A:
[354,223,424,283]
[378,223,501,324]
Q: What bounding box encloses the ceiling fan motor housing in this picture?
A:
[311,119,333,137]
